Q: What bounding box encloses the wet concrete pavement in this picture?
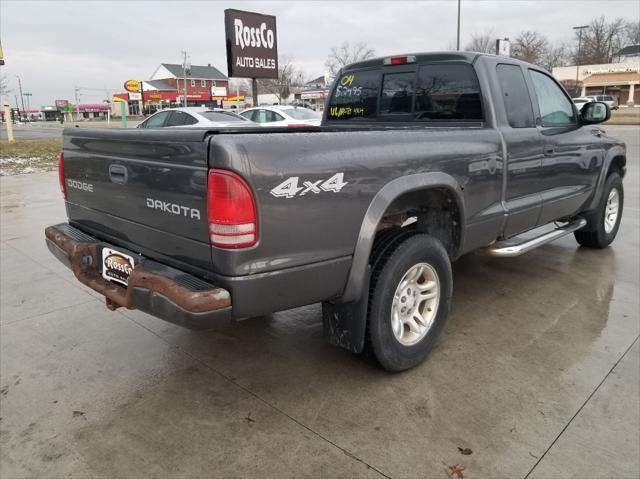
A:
[1,125,638,478]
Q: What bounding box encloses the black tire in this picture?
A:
[366,234,452,372]
[574,172,623,248]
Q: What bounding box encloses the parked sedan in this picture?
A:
[594,94,618,110]
[138,107,252,128]
[239,105,321,127]
[572,97,595,112]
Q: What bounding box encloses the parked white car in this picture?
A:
[572,97,596,112]
[239,105,321,127]
[593,94,618,110]
[138,107,253,128]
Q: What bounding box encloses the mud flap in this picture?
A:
[322,266,371,354]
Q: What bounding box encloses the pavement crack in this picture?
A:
[121,312,392,479]
[523,334,640,479]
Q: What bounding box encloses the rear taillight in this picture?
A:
[58,151,67,199]
[207,169,257,249]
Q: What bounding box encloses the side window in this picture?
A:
[327,70,380,121]
[253,110,268,123]
[239,110,254,121]
[165,111,195,127]
[529,70,576,126]
[415,64,482,121]
[270,112,284,122]
[380,72,415,114]
[497,64,535,128]
[142,111,170,128]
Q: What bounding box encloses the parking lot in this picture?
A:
[1,125,638,478]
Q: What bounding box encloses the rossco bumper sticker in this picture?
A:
[101,248,134,286]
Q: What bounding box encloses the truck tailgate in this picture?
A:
[62,128,212,271]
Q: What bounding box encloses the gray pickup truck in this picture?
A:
[46,52,626,371]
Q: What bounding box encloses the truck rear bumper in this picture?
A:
[44,223,232,329]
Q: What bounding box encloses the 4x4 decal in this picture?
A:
[270,173,348,198]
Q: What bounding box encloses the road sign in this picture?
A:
[224,9,278,79]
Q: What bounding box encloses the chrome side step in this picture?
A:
[485,217,587,258]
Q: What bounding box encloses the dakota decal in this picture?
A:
[146,198,201,219]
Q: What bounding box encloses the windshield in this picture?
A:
[282,108,319,120]
[198,111,247,122]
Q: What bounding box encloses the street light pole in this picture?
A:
[456,0,461,51]
[15,75,26,121]
[181,50,189,108]
[24,92,32,118]
[573,25,589,97]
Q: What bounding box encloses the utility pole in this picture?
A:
[181,50,190,108]
[15,75,26,121]
[573,25,589,97]
[23,92,32,118]
[456,0,461,51]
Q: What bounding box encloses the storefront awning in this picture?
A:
[583,72,640,86]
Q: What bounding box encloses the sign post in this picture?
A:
[3,101,14,143]
[124,79,144,116]
[224,9,278,107]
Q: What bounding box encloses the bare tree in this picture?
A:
[464,30,495,54]
[624,20,640,46]
[0,74,12,99]
[541,43,570,72]
[258,57,307,104]
[325,42,375,75]
[512,31,549,64]
[577,16,626,64]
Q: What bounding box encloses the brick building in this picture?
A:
[114,63,229,115]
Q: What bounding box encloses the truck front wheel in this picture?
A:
[575,172,623,248]
[366,234,452,372]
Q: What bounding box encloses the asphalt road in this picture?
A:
[1,126,638,478]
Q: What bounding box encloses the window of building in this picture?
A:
[190,79,195,87]
[497,64,535,128]
[201,80,206,87]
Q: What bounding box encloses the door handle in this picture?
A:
[109,164,128,184]
[591,129,603,137]
[543,146,555,156]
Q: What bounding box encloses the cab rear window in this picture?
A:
[328,63,483,122]
[327,70,380,120]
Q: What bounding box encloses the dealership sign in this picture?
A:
[55,100,69,109]
[224,9,278,79]
[124,79,141,93]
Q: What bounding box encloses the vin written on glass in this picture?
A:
[327,70,379,121]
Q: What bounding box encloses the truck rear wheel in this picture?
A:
[575,172,623,248]
[366,234,452,372]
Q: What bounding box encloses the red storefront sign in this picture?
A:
[143,91,179,101]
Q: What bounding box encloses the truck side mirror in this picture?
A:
[581,101,610,125]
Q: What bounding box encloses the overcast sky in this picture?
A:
[1,0,638,108]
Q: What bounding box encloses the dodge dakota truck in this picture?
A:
[45,52,625,371]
